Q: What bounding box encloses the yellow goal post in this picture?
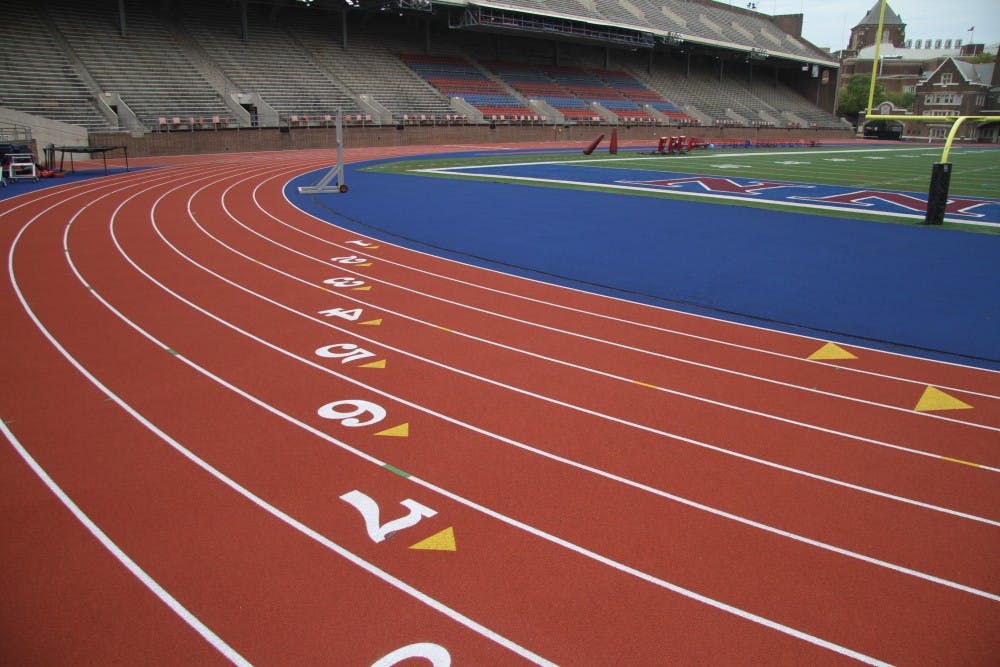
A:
[858,0,996,224]
[860,114,993,224]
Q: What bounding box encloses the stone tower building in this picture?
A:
[848,2,906,54]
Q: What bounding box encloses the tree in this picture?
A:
[837,74,887,116]
[961,52,996,64]
[886,90,915,110]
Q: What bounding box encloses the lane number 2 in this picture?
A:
[340,490,437,543]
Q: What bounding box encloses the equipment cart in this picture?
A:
[7,154,39,182]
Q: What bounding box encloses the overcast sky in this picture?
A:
[734,0,1000,51]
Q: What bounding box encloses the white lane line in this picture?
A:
[0,423,253,667]
[6,162,554,665]
[206,176,1000,490]
[0,153,293,217]
[4,169,256,666]
[110,165,1000,604]
[0,169,151,212]
[57,165,553,665]
[305,152,1000,379]
[57,168,893,665]
[275,170,1000,404]
[249,176,1000,456]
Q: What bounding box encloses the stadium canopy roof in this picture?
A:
[284,0,837,67]
[448,0,835,66]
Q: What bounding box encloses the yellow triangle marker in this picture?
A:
[359,359,386,369]
[375,423,409,437]
[807,342,857,360]
[914,386,972,412]
[359,319,382,326]
[358,263,372,268]
[409,527,456,552]
[351,286,372,291]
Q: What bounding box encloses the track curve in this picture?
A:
[2,146,998,665]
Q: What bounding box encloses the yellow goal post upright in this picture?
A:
[859,113,993,225]
[298,109,348,194]
[861,0,988,225]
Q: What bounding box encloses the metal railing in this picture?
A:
[0,124,33,143]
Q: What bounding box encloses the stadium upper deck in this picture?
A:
[434,0,836,65]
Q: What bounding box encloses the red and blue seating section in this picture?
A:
[400,54,693,125]
[399,54,537,120]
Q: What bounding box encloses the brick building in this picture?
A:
[839,2,999,141]
[841,44,959,96]
[913,55,999,141]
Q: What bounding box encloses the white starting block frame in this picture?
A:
[7,154,39,183]
[298,109,347,194]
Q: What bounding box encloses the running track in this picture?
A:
[1,145,998,665]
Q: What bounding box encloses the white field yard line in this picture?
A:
[418,146,960,170]
[409,149,1000,227]
[413,168,1000,227]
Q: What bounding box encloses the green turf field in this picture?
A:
[371,144,999,197]
[592,145,1000,199]
[366,144,1000,232]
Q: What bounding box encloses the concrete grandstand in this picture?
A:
[1,0,849,157]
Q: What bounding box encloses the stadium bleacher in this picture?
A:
[45,0,233,131]
[399,54,539,122]
[0,0,845,140]
[2,3,115,131]
[485,61,696,125]
[178,3,361,126]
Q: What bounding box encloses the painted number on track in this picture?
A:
[371,643,450,666]
[331,255,368,265]
[318,400,386,428]
[315,343,376,364]
[324,277,366,288]
[340,490,437,543]
[319,307,364,321]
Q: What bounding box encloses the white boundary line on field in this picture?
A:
[410,146,1000,228]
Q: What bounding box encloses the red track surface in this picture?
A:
[2,145,998,666]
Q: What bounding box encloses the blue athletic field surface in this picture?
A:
[292,150,999,371]
[0,167,140,201]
